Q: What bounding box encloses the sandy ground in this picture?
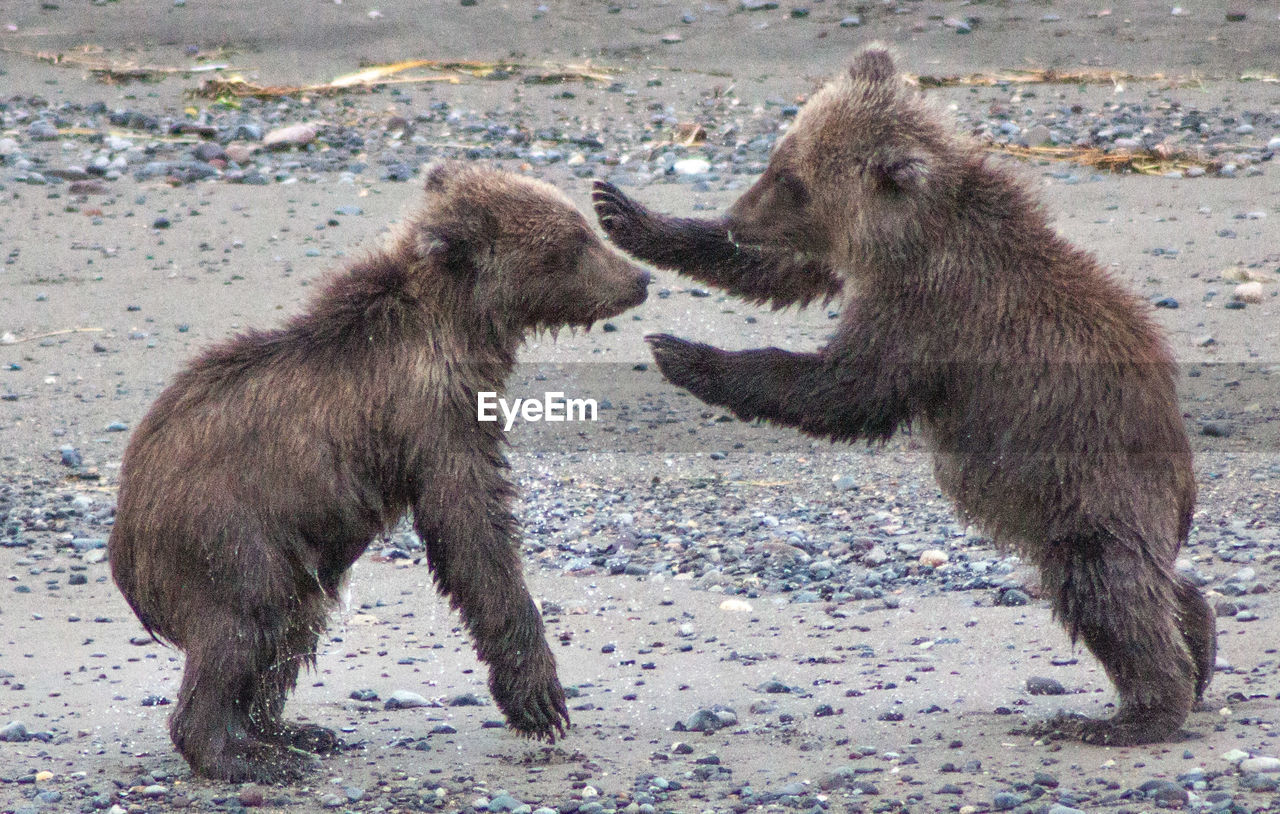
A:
[1,2,1280,813]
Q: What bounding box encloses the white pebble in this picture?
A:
[1232,282,1265,304]
[918,549,949,568]
[673,158,711,176]
[1240,756,1280,773]
[262,122,319,148]
[385,690,429,708]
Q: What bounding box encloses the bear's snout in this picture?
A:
[630,267,652,304]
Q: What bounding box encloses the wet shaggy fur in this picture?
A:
[593,46,1215,746]
[109,162,650,782]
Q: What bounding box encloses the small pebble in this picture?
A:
[384,690,430,709]
[1025,676,1066,696]
[1232,281,1264,304]
[679,705,737,733]
[263,122,320,149]
[1240,756,1280,773]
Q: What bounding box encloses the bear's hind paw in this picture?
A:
[187,738,318,783]
[1024,710,1187,746]
[266,721,343,754]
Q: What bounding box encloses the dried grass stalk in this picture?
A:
[990,143,1218,176]
[192,59,619,99]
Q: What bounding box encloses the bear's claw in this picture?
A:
[592,180,663,259]
[505,686,569,743]
[646,333,724,403]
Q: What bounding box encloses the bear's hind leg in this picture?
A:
[248,613,341,754]
[1039,536,1198,745]
[1174,574,1217,700]
[170,613,315,782]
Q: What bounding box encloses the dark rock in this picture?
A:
[1025,676,1066,696]
[999,587,1031,606]
[1139,778,1188,806]
[680,705,738,732]
[1200,421,1232,438]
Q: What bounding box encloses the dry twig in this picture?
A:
[192,59,619,99]
[909,68,1198,88]
[1,327,105,345]
[989,143,1217,176]
[0,45,229,83]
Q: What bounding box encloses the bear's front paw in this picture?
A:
[646,334,727,406]
[490,660,570,743]
[592,181,664,258]
[185,736,318,783]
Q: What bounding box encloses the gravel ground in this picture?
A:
[2,2,1280,813]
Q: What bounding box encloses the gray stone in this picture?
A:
[992,792,1024,810]
[0,721,29,742]
[1240,756,1280,773]
[384,690,430,710]
[1026,676,1066,696]
[682,705,737,732]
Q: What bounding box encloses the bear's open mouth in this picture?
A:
[722,225,825,269]
[737,241,826,272]
[573,302,636,329]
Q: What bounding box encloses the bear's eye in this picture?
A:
[559,231,596,270]
[775,170,809,208]
[544,239,585,275]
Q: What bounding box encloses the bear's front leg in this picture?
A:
[414,483,569,742]
[646,334,816,427]
[647,333,915,444]
[593,181,842,309]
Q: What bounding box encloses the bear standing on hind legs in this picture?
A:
[593,46,1216,745]
[109,162,650,782]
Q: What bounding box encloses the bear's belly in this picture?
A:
[922,422,1060,549]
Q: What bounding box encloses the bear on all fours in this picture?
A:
[593,45,1215,746]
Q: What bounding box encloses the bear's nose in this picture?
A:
[633,269,652,300]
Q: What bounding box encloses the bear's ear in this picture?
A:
[417,223,472,276]
[418,208,500,278]
[423,160,458,193]
[849,45,896,84]
[871,148,930,194]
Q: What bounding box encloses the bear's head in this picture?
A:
[414,162,650,334]
[725,45,965,268]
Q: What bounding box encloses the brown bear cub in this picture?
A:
[593,46,1214,745]
[109,162,650,782]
